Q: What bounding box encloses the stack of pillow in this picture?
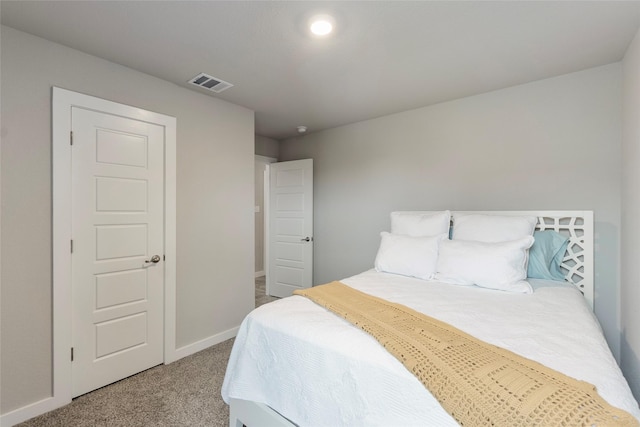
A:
[374,211,569,293]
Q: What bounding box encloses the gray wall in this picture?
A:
[621,26,640,401]
[0,26,255,414]
[280,64,623,360]
[255,134,280,158]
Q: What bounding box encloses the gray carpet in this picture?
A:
[18,277,277,427]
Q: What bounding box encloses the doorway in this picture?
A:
[52,87,177,404]
[255,155,277,278]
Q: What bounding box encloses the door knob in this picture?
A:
[300,237,313,242]
[145,255,161,264]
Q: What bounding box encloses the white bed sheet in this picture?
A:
[222,270,640,426]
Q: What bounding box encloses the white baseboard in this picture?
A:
[0,326,240,427]
[0,394,69,427]
[172,326,240,361]
[1,329,240,427]
[254,271,265,278]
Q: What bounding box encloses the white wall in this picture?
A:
[280,64,623,359]
[0,25,255,415]
[621,26,640,401]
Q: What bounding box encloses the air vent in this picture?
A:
[188,73,233,93]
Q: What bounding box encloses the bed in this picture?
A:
[222,211,640,426]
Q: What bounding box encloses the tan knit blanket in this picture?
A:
[294,282,639,427]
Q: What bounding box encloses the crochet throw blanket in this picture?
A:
[294,282,638,427]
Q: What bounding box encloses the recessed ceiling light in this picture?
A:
[309,14,335,37]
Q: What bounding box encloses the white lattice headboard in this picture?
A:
[451,211,594,309]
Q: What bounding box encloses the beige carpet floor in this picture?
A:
[17,277,277,427]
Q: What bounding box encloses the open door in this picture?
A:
[267,159,313,297]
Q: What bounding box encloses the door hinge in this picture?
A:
[71,347,74,362]
[70,131,73,146]
[163,255,166,261]
[70,239,74,253]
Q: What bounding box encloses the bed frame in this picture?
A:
[228,210,594,427]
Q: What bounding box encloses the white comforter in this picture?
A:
[222,270,640,426]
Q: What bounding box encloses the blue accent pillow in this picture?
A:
[527,230,569,281]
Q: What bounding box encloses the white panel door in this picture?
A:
[268,159,313,297]
[71,107,164,397]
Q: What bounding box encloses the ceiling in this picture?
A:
[2,1,640,140]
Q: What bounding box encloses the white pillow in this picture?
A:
[390,211,451,237]
[433,236,535,293]
[374,232,445,280]
[452,213,536,243]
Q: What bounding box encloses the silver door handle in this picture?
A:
[300,237,313,242]
[145,255,161,264]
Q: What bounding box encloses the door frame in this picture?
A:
[255,155,276,282]
[51,87,177,407]
[264,163,271,293]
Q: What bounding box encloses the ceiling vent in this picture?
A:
[188,73,233,93]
